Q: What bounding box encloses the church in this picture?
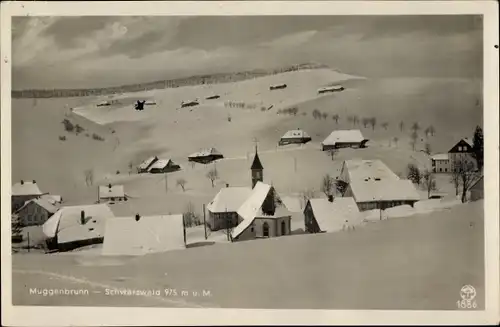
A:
[206,147,292,241]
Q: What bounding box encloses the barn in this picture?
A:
[137,156,159,173]
[279,129,312,146]
[147,159,181,174]
[318,85,345,94]
[188,148,224,164]
[181,99,200,108]
[270,83,287,90]
[322,130,368,150]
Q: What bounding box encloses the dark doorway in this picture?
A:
[263,222,269,237]
[281,221,286,235]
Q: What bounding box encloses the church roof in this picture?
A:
[251,152,263,170]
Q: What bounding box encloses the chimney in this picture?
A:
[226,183,229,188]
[135,214,140,221]
[20,180,24,185]
[108,183,112,189]
[328,195,334,202]
[32,180,36,184]
[80,210,85,224]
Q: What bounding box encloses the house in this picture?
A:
[470,176,484,201]
[138,156,159,173]
[15,197,58,227]
[321,130,368,150]
[42,204,114,251]
[344,179,420,211]
[181,99,199,108]
[147,159,181,174]
[207,186,252,231]
[102,214,185,256]
[278,129,312,146]
[98,184,127,203]
[340,159,400,184]
[206,95,220,100]
[448,138,477,172]
[431,153,451,173]
[318,85,344,94]
[304,196,361,233]
[188,147,224,164]
[270,83,287,90]
[11,180,45,213]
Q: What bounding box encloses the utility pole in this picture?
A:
[203,204,207,240]
[165,173,168,193]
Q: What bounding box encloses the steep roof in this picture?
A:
[431,153,449,161]
[102,215,185,256]
[349,179,421,203]
[40,194,62,205]
[148,159,174,170]
[11,181,43,196]
[463,138,474,147]
[207,187,252,213]
[138,156,158,170]
[251,152,264,170]
[341,159,400,183]
[307,197,361,232]
[16,197,58,215]
[322,130,365,146]
[281,129,311,140]
[232,182,291,238]
[99,184,125,199]
[42,204,114,240]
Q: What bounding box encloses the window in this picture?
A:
[439,168,442,172]
[251,226,254,232]
[458,146,462,152]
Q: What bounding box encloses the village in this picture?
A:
[10,85,484,256]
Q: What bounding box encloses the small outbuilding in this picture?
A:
[279,129,312,146]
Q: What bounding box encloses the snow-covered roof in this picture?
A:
[138,156,158,170]
[102,215,185,256]
[349,179,420,203]
[12,181,43,196]
[207,187,252,213]
[463,138,473,147]
[341,159,400,183]
[99,185,125,199]
[42,204,114,240]
[41,194,62,205]
[281,129,311,140]
[318,85,344,92]
[322,130,365,146]
[188,147,223,158]
[308,197,361,232]
[280,196,303,213]
[431,153,449,161]
[17,197,58,215]
[232,182,291,238]
[148,159,173,170]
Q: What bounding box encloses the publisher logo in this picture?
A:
[457,285,477,309]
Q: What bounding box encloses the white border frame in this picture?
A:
[1,1,499,326]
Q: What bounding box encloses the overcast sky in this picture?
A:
[12,15,482,89]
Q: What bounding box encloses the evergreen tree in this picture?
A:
[472,126,484,171]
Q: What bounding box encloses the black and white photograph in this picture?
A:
[1,1,499,326]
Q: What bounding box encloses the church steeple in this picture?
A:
[251,144,263,189]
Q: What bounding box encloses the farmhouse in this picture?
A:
[138,156,159,173]
[340,159,400,184]
[431,153,450,173]
[279,129,312,146]
[188,147,224,164]
[321,130,368,150]
[15,197,58,227]
[147,159,181,174]
[206,186,252,231]
[470,176,484,201]
[206,95,220,100]
[231,182,292,242]
[270,83,287,90]
[98,184,127,203]
[181,99,199,108]
[42,204,114,251]
[11,180,45,213]
[102,214,185,256]
[318,85,344,94]
[304,196,361,233]
[448,138,477,172]
[344,179,420,211]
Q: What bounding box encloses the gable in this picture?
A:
[449,139,474,153]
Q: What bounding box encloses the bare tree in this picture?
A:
[128,161,133,175]
[381,122,389,130]
[453,157,481,203]
[424,143,432,155]
[411,122,420,133]
[327,148,338,161]
[428,125,436,136]
[321,174,335,197]
[399,121,404,132]
[312,109,321,120]
[347,115,354,125]
[450,169,461,197]
[206,168,218,188]
[369,117,377,130]
[410,130,419,151]
[422,170,437,199]
[322,112,328,120]
[176,178,187,192]
[393,136,399,147]
[84,169,94,186]
[362,118,370,128]
[183,201,200,228]
[353,115,359,126]
[332,114,340,124]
